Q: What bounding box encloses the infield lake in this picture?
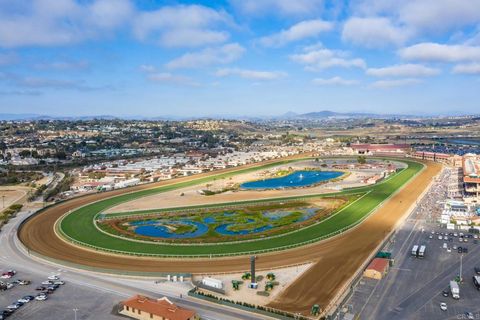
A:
[240,170,343,190]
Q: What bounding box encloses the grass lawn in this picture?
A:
[59,158,423,257]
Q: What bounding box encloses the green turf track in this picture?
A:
[59,158,424,257]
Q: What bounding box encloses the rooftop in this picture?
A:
[366,258,389,273]
[122,295,196,320]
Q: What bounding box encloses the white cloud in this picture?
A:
[215,68,287,80]
[160,29,228,48]
[0,2,231,48]
[0,72,105,91]
[139,65,156,73]
[165,43,245,69]
[133,5,232,48]
[351,0,480,36]
[399,0,480,34]
[399,43,480,62]
[312,76,358,86]
[452,63,480,74]
[229,0,324,17]
[34,60,89,71]
[371,78,421,88]
[342,17,409,48]
[0,52,18,65]
[366,64,440,77]
[259,19,333,47]
[0,0,134,47]
[147,73,199,86]
[290,45,366,71]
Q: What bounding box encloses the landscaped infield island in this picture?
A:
[56,157,424,257]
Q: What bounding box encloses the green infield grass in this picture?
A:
[58,158,423,257]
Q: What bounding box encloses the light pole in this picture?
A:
[73,308,79,320]
[459,253,463,282]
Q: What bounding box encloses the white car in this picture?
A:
[35,294,47,301]
[6,304,19,310]
[440,302,447,311]
[47,275,59,280]
[454,233,458,237]
[42,280,53,285]
[447,247,452,252]
[443,243,448,249]
[459,238,463,242]
[438,235,443,240]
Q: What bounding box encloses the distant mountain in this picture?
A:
[276,110,418,120]
[0,113,118,121]
[0,113,44,121]
[1,110,477,122]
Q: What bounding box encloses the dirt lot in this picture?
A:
[17,155,440,316]
[0,186,29,209]
[106,160,373,214]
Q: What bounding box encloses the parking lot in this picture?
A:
[342,167,480,320]
[0,266,123,320]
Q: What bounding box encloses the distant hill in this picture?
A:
[0,113,118,121]
[276,110,415,120]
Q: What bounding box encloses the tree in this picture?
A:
[357,155,366,164]
[19,150,31,158]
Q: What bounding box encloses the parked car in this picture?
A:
[475,267,480,275]
[47,275,59,280]
[442,290,449,297]
[463,247,469,253]
[18,296,34,303]
[440,302,448,311]
[35,294,47,301]
[41,280,53,285]
[18,280,31,285]
[458,246,463,253]
[35,286,46,291]
[53,280,65,285]
[466,312,474,319]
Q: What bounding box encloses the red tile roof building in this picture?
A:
[119,295,198,320]
[363,258,390,280]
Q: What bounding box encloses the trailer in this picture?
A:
[450,280,460,299]
[418,245,426,258]
[411,245,419,257]
[473,276,480,290]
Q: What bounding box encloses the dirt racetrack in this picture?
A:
[18,156,440,315]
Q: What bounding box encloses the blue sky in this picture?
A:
[1,0,480,117]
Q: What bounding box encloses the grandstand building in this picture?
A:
[463,155,480,203]
[351,144,411,156]
[412,151,451,163]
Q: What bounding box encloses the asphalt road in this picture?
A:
[1,211,271,320]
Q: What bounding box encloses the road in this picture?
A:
[1,210,271,320]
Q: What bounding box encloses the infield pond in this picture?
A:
[129,208,319,239]
[240,170,343,189]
